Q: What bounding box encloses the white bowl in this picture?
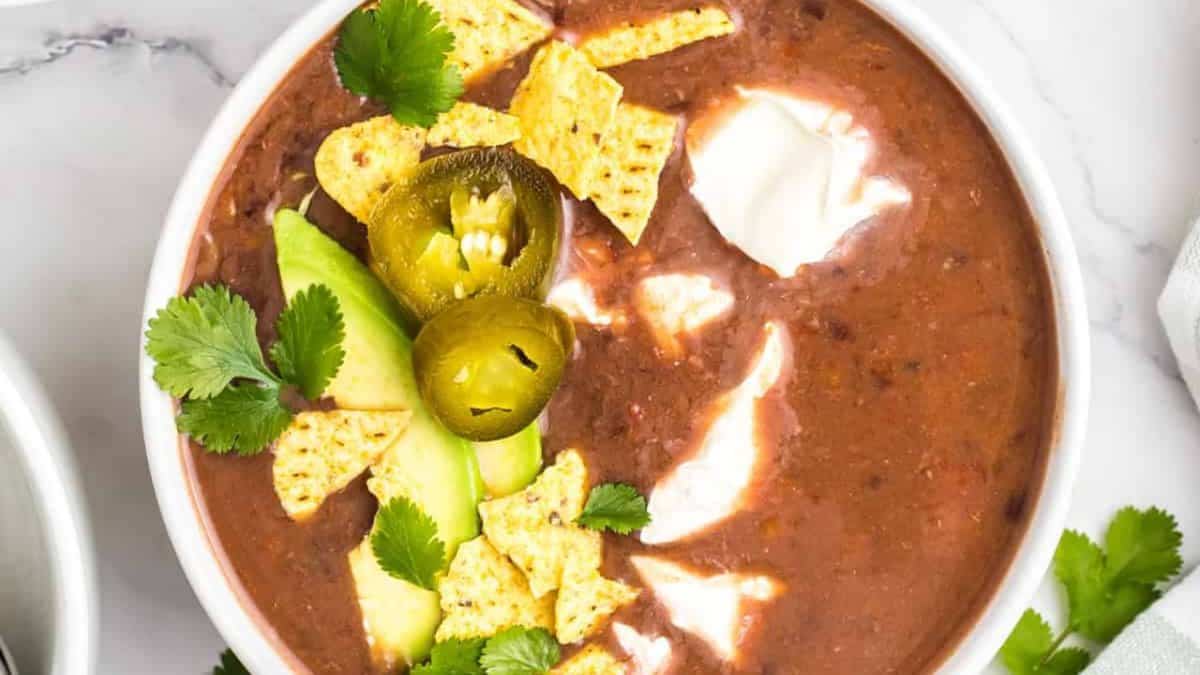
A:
[140,1,1090,672]
[0,334,98,675]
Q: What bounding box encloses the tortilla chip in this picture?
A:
[348,539,441,668]
[556,556,640,644]
[314,116,425,223]
[551,645,626,674]
[436,536,556,641]
[510,41,623,199]
[478,449,599,597]
[272,410,411,520]
[579,7,736,69]
[589,104,679,244]
[427,0,553,82]
[428,102,522,148]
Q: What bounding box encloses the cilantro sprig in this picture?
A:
[371,495,447,591]
[177,383,295,456]
[414,628,561,675]
[479,627,561,675]
[145,283,345,455]
[271,284,346,400]
[334,0,464,128]
[577,483,651,535]
[413,638,486,675]
[1000,611,1091,675]
[1057,507,1182,642]
[212,649,249,675]
[146,285,279,399]
[997,506,1183,675]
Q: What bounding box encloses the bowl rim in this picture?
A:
[139,1,1090,672]
[0,334,99,675]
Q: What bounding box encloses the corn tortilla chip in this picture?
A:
[428,102,522,148]
[510,41,623,199]
[551,644,626,674]
[579,7,736,69]
[427,0,553,82]
[272,410,411,520]
[556,556,640,644]
[478,449,599,597]
[436,536,555,641]
[314,116,425,223]
[348,539,441,668]
[589,103,678,244]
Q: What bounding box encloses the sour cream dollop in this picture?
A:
[641,322,788,544]
[547,277,619,327]
[635,273,734,355]
[688,89,911,276]
[631,556,781,663]
[613,622,673,675]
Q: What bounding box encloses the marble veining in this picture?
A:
[2,1,1199,672]
[1,27,234,86]
[965,0,1184,378]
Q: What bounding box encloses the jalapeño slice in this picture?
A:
[413,296,575,441]
[368,147,562,323]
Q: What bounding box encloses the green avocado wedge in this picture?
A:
[274,209,482,663]
[274,208,482,543]
[474,423,543,498]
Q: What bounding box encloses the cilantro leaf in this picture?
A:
[577,483,651,535]
[999,506,1183,672]
[270,284,346,400]
[145,284,278,399]
[371,496,446,590]
[999,609,1055,675]
[1103,507,1183,586]
[147,282,351,455]
[998,610,1091,675]
[177,383,293,455]
[1081,582,1160,644]
[480,627,560,675]
[1053,530,1106,635]
[334,0,464,128]
[413,638,486,675]
[1054,507,1183,643]
[213,649,250,675]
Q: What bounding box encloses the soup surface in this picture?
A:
[185,0,1056,672]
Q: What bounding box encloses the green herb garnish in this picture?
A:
[479,626,561,675]
[997,506,1183,674]
[177,383,295,456]
[413,629,561,675]
[370,495,447,591]
[146,284,279,399]
[145,283,345,455]
[413,638,487,675]
[1000,610,1091,675]
[213,649,250,675]
[270,284,346,400]
[334,0,464,128]
[577,483,651,535]
[1057,506,1182,642]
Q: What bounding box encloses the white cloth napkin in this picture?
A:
[1084,566,1200,674]
[1159,216,1200,405]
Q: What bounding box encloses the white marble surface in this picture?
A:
[1,0,1199,672]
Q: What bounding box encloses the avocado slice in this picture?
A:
[474,424,544,498]
[274,209,482,664]
[347,540,440,669]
